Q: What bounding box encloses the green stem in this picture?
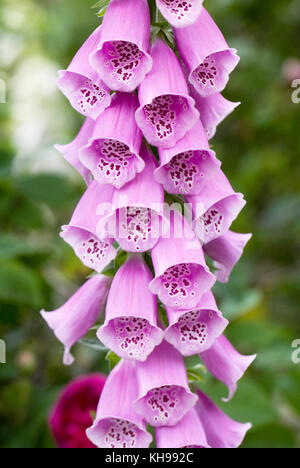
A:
[148,0,157,24]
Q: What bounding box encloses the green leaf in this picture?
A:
[0,234,48,260]
[0,260,43,308]
[105,350,120,371]
[16,174,78,207]
[242,424,297,449]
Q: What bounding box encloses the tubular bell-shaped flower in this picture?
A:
[156,408,209,448]
[55,118,96,185]
[150,210,216,310]
[97,145,168,253]
[90,0,152,92]
[187,169,246,244]
[87,360,152,448]
[204,231,252,283]
[97,255,164,361]
[136,38,199,148]
[134,341,198,426]
[200,335,256,402]
[57,27,111,119]
[195,390,251,448]
[190,86,240,140]
[41,275,111,366]
[60,181,117,273]
[156,0,203,28]
[174,8,239,97]
[154,119,221,196]
[164,291,228,356]
[79,92,144,188]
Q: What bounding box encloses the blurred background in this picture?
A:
[0,0,299,448]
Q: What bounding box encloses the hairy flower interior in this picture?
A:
[113,316,154,360]
[144,94,189,142]
[117,206,160,252]
[103,41,144,84]
[90,138,135,187]
[193,55,219,90]
[164,150,212,195]
[144,385,188,426]
[175,310,208,349]
[160,263,199,308]
[102,418,138,448]
[161,0,194,21]
[76,78,106,115]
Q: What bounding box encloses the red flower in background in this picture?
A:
[49,374,106,448]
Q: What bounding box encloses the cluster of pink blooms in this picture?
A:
[42,0,256,448]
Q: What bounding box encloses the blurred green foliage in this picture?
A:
[0,0,300,448]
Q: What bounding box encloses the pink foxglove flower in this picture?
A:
[60,182,117,273]
[134,341,198,426]
[155,119,221,195]
[41,275,111,365]
[150,210,215,310]
[156,408,209,448]
[98,254,163,361]
[90,0,152,92]
[187,169,246,244]
[200,335,256,402]
[204,231,252,283]
[164,291,228,356]
[55,118,95,184]
[97,145,168,253]
[57,27,111,119]
[136,39,199,148]
[49,374,106,449]
[195,390,251,448]
[174,8,239,97]
[190,87,240,140]
[79,92,144,189]
[156,0,203,28]
[86,360,152,448]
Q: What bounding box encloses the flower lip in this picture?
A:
[79,92,144,189]
[164,301,228,356]
[60,225,116,273]
[155,149,220,196]
[150,261,215,310]
[135,93,199,149]
[90,41,153,93]
[191,192,246,243]
[86,416,152,449]
[189,49,240,97]
[155,119,221,195]
[113,206,169,253]
[79,137,145,189]
[57,70,111,120]
[98,316,164,362]
[134,384,198,427]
